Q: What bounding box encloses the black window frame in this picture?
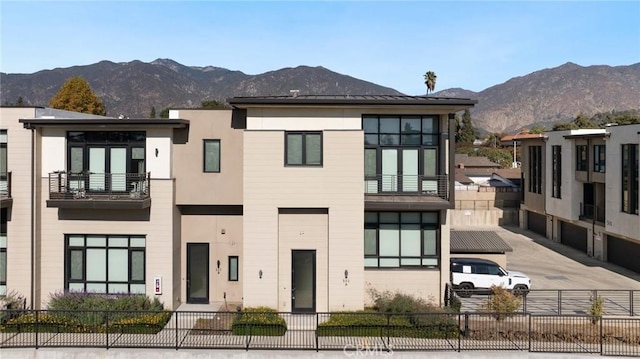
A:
[552,145,562,198]
[0,208,6,295]
[593,144,606,173]
[228,256,239,281]
[284,132,323,167]
[364,211,440,269]
[528,145,542,194]
[203,139,221,173]
[576,145,588,172]
[64,234,146,294]
[622,144,639,215]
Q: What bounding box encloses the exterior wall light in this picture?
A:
[259,270,263,279]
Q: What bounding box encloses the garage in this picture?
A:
[527,211,546,236]
[607,235,640,273]
[560,221,587,253]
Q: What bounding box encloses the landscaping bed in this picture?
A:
[230,307,287,336]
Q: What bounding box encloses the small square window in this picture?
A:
[204,140,220,172]
[228,256,239,281]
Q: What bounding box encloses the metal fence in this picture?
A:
[1,309,638,356]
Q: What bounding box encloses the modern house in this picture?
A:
[1,94,476,310]
[519,125,640,273]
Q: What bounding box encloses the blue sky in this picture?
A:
[1,1,639,94]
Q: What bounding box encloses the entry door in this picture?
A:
[291,250,316,312]
[187,243,209,304]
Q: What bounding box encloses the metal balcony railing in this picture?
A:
[0,171,11,198]
[364,174,449,200]
[48,172,151,201]
[580,203,605,224]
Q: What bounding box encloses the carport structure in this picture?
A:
[450,230,513,267]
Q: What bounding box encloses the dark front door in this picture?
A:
[291,250,316,312]
[187,243,209,304]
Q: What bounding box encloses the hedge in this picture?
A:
[231,307,287,336]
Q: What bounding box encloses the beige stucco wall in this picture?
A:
[243,128,364,312]
[172,110,243,205]
[1,107,38,304]
[364,270,442,306]
[179,215,243,305]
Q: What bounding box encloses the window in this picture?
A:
[622,144,639,215]
[203,140,221,172]
[285,132,322,166]
[528,146,542,194]
[0,208,6,296]
[576,145,588,171]
[65,234,146,294]
[552,145,562,198]
[0,130,7,196]
[228,256,239,281]
[364,212,440,268]
[594,145,606,173]
[363,115,440,194]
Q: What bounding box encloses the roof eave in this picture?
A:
[19,118,190,130]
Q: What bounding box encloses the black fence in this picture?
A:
[1,309,638,356]
[454,289,640,316]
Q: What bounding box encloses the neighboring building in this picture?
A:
[519,125,640,273]
[1,94,476,310]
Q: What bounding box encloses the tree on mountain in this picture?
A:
[424,71,437,95]
[456,110,476,144]
[49,77,106,115]
[149,106,156,118]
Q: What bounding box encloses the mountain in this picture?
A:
[2,60,639,133]
[0,59,402,118]
[433,62,640,133]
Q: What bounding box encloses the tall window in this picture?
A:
[552,145,562,198]
[285,132,322,166]
[228,256,239,281]
[0,130,7,197]
[528,146,542,194]
[622,144,639,215]
[576,145,588,171]
[203,139,221,172]
[0,208,6,296]
[363,115,439,194]
[65,234,146,294]
[364,212,439,269]
[594,145,606,173]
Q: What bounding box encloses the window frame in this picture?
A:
[552,145,562,198]
[203,139,221,173]
[1,209,6,296]
[528,145,542,194]
[284,132,323,167]
[228,256,239,281]
[621,144,639,215]
[576,145,588,172]
[64,234,146,294]
[364,211,440,269]
[593,144,606,173]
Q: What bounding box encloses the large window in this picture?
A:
[528,146,542,194]
[285,132,322,166]
[576,145,588,171]
[0,208,6,296]
[67,131,146,193]
[594,145,606,173]
[364,212,440,269]
[552,145,562,198]
[65,234,146,294]
[363,115,440,194]
[203,139,221,172]
[622,144,639,215]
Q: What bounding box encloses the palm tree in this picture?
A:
[424,71,437,95]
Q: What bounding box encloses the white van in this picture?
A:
[450,257,531,297]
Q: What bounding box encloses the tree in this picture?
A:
[456,110,476,144]
[149,106,156,118]
[159,107,170,118]
[16,96,24,106]
[201,100,229,109]
[423,71,437,95]
[49,77,106,115]
[529,125,546,134]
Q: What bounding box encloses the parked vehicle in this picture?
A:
[450,257,531,298]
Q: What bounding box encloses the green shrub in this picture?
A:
[588,292,604,325]
[109,311,172,334]
[1,313,91,333]
[483,285,522,321]
[0,291,26,323]
[231,306,287,336]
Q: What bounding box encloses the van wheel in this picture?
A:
[513,284,529,297]
[457,283,473,298]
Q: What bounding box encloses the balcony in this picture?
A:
[47,172,151,209]
[364,174,450,210]
[0,172,11,208]
[580,203,605,225]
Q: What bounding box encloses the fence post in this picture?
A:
[457,313,461,352]
[599,315,603,355]
[522,293,527,313]
[630,291,634,316]
[386,313,391,348]
[463,312,469,338]
[558,290,562,315]
[175,311,179,350]
[35,310,39,349]
[105,310,109,350]
[315,312,319,352]
[528,313,532,352]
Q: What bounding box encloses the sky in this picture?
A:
[1,1,639,94]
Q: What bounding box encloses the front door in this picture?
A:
[187,243,209,304]
[291,250,316,312]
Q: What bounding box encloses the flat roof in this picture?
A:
[450,231,513,253]
[228,95,477,107]
[19,118,189,129]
